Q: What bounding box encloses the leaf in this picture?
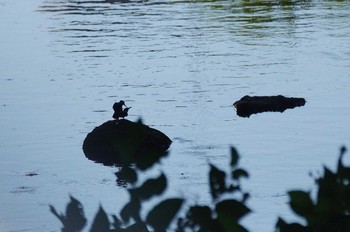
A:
[146,198,184,232]
[90,206,110,232]
[276,218,309,232]
[132,173,167,200]
[340,146,347,156]
[209,164,227,199]
[135,151,169,171]
[120,198,141,224]
[337,146,350,181]
[111,215,122,229]
[242,193,250,203]
[288,191,314,220]
[49,205,65,224]
[64,196,87,231]
[232,168,249,180]
[230,147,239,167]
[187,205,213,229]
[124,222,150,232]
[215,199,251,222]
[115,167,138,184]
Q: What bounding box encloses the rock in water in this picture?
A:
[83,119,172,167]
[233,95,306,118]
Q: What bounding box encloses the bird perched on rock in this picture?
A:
[120,107,131,119]
[112,100,127,120]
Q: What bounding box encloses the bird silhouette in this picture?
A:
[112,100,127,120]
[120,107,131,119]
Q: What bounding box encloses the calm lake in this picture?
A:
[1,0,350,231]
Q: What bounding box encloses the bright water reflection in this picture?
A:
[1,0,350,231]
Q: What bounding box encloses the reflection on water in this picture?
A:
[1,0,350,231]
[38,0,312,58]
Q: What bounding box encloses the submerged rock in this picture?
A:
[233,95,306,118]
[83,119,172,167]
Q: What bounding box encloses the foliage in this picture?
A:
[51,146,249,231]
[50,195,87,232]
[276,146,350,232]
[51,118,350,232]
[176,147,251,232]
[50,119,250,232]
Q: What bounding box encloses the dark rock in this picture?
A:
[233,95,306,118]
[83,119,172,166]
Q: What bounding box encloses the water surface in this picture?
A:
[1,0,350,231]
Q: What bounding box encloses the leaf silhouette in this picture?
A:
[337,146,350,181]
[216,199,251,222]
[50,195,87,232]
[50,205,65,225]
[232,168,249,180]
[135,151,169,171]
[115,166,138,185]
[230,147,239,167]
[65,196,87,231]
[187,205,213,229]
[111,215,122,230]
[90,206,110,232]
[276,218,310,232]
[124,222,150,232]
[209,164,227,199]
[131,173,167,201]
[288,191,314,220]
[120,198,141,224]
[146,198,183,232]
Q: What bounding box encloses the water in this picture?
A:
[1,0,350,231]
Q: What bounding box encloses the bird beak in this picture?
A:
[123,103,127,107]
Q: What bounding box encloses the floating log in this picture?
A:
[233,95,306,118]
[83,119,172,166]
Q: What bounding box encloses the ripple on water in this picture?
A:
[2,0,350,232]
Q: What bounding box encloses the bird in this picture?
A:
[113,100,126,113]
[112,100,127,120]
[119,107,131,119]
